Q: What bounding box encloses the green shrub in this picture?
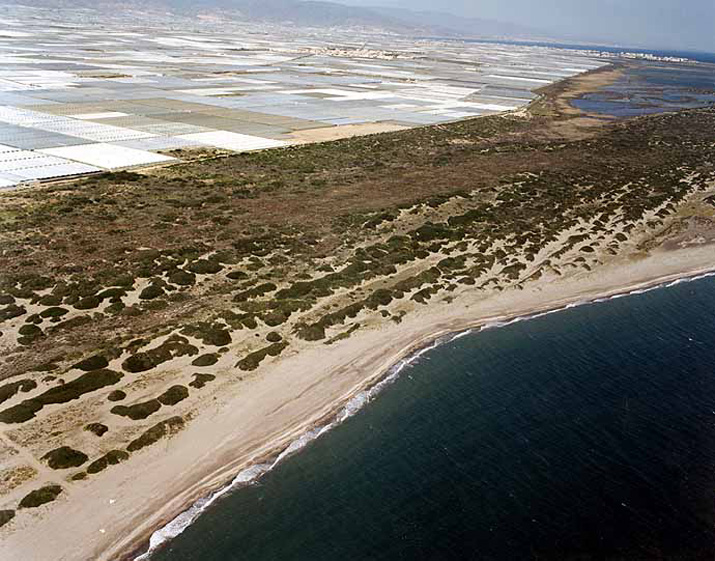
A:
[227,270,248,280]
[111,399,161,420]
[181,324,231,347]
[122,339,198,373]
[38,295,62,306]
[266,332,283,343]
[0,379,37,405]
[19,485,62,509]
[85,422,108,437]
[189,373,215,389]
[296,323,325,341]
[51,315,92,331]
[39,307,67,319]
[108,390,126,402]
[97,287,128,301]
[86,450,129,474]
[73,355,109,371]
[157,385,189,406]
[365,289,393,310]
[233,282,277,303]
[1,304,26,321]
[105,302,125,315]
[126,416,184,452]
[262,310,289,326]
[41,446,88,469]
[139,285,165,300]
[168,270,196,286]
[0,510,14,528]
[25,313,42,324]
[143,299,168,311]
[187,260,222,275]
[191,353,218,367]
[18,324,42,337]
[17,324,44,345]
[75,296,101,310]
[121,306,142,317]
[0,369,123,423]
[237,342,288,371]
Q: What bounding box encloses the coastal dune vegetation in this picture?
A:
[0,63,714,548]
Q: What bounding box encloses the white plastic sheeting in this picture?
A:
[178,131,287,152]
[40,143,175,169]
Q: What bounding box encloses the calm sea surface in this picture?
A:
[153,274,715,561]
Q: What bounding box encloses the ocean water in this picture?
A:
[572,62,715,117]
[471,39,715,65]
[151,274,715,561]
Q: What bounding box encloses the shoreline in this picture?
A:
[122,250,715,561]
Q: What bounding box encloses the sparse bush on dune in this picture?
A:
[121,337,198,373]
[167,269,196,286]
[186,259,223,275]
[139,284,165,300]
[181,323,231,347]
[38,295,62,306]
[157,385,189,406]
[237,342,288,371]
[1,304,26,321]
[0,510,14,527]
[39,306,67,319]
[18,485,62,509]
[17,323,44,345]
[73,354,109,371]
[190,373,215,389]
[111,399,161,420]
[74,296,101,310]
[296,323,325,342]
[127,416,185,452]
[85,422,108,437]
[0,369,123,424]
[192,353,218,367]
[0,379,37,405]
[266,331,283,343]
[86,450,129,474]
[107,390,126,402]
[41,446,88,469]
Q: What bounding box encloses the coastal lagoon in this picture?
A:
[153,275,715,561]
[573,62,715,117]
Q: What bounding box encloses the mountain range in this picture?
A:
[5,0,549,41]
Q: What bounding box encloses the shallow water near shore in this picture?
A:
[573,61,715,117]
[152,274,715,561]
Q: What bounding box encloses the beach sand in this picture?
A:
[1,241,713,561]
[285,122,410,144]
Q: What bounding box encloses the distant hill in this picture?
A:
[2,0,547,40]
[363,6,545,39]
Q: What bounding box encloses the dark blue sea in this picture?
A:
[150,274,715,561]
[454,38,715,65]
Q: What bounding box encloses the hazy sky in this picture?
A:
[337,0,715,52]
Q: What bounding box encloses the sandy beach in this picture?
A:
[1,240,713,561]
